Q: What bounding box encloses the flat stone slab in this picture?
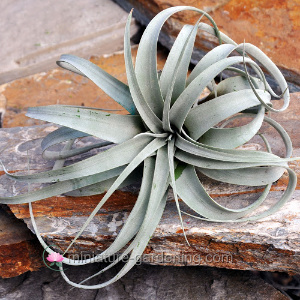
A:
[0,0,139,85]
[114,0,300,92]
[0,93,299,275]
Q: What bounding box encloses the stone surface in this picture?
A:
[0,93,5,128]
[0,206,44,278]
[114,0,300,92]
[0,47,169,128]
[0,94,299,276]
[0,263,289,299]
[0,0,139,85]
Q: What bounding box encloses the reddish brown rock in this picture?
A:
[0,207,44,278]
[8,191,138,219]
[114,0,300,90]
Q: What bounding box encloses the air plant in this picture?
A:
[0,6,298,289]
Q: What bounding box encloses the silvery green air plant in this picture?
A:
[0,6,298,289]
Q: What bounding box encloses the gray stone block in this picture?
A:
[0,0,139,85]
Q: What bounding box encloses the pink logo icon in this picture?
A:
[42,245,66,271]
[46,252,64,263]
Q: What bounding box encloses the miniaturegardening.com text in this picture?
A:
[66,252,234,265]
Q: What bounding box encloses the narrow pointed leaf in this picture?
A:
[124,12,163,133]
[63,137,167,253]
[41,127,90,152]
[175,134,287,163]
[174,149,287,170]
[187,44,236,86]
[180,168,297,222]
[160,25,194,100]
[43,141,112,161]
[184,89,270,141]
[199,166,285,186]
[60,191,167,288]
[236,43,290,107]
[135,6,221,117]
[0,167,125,204]
[27,105,144,143]
[4,136,153,183]
[198,106,265,149]
[162,20,201,132]
[160,20,202,103]
[176,165,271,220]
[30,158,156,267]
[57,55,136,114]
[170,57,262,130]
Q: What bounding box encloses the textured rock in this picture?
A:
[0,0,139,85]
[114,0,300,92]
[11,191,300,274]
[0,263,289,299]
[0,94,299,276]
[0,91,5,127]
[0,206,44,278]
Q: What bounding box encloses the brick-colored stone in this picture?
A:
[0,207,44,278]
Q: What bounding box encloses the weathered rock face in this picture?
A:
[0,93,299,277]
[0,264,289,300]
[114,0,300,92]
